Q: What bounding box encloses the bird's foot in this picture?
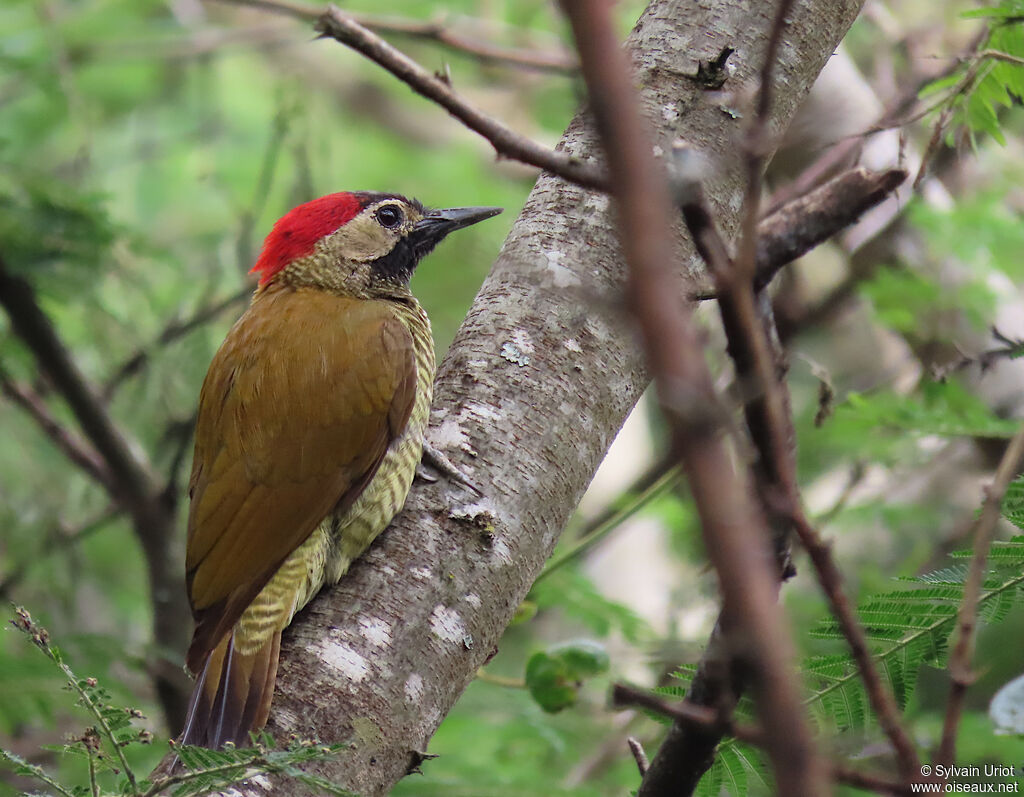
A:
[406,749,439,775]
[418,443,482,495]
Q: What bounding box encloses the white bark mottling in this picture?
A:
[249,1,864,794]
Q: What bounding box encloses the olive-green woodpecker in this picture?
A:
[180,191,501,748]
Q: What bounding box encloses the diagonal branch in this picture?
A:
[311,5,607,190]
[0,504,120,601]
[687,166,907,302]
[0,261,160,504]
[616,683,917,796]
[0,366,113,491]
[734,0,797,284]
[748,166,907,294]
[102,287,249,400]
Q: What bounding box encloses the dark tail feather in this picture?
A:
[179,631,281,749]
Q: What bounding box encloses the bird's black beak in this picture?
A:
[411,206,503,257]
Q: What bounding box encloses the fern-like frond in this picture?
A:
[804,560,1024,734]
[1002,480,1024,530]
[695,740,770,797]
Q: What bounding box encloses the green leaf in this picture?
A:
[1002,482,1024,530]
[837,381,1021,441]
[524,640,609,713]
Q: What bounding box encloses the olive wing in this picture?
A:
[185,289,415,661]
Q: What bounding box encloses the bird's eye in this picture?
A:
[375,204,403,229]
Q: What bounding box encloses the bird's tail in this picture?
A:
[179,630,281,749]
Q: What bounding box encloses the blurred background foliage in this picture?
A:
[2,0,1024,795]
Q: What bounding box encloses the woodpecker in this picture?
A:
[179,191,501,749]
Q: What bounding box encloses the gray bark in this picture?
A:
[241,1,864,793]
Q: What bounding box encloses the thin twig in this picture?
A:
[236,108,291,275]
[101,287,249,399]
[140,756,268,797]
[911,41,1013,191]
[161,411,199,502]
[935,327,1024,379]
[734,0,795,283]
[216,0,578,72]
[60,660,138,790]
[790,510,922,779]
[0,505,120,600]
[935,425,1024,769]
[830,764,913,796]
[474,668,525,689]
[0,749,78,797]
[311,5,606,190]
[612,684,765,747]
[103,106,281,399]
[86,744,100,797]
[536,456,679,582]
[0,367,113,490]
[765,27,987,215]
[627,737,649,777]
[615,685,914,795]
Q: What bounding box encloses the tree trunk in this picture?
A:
[243,1,864,793]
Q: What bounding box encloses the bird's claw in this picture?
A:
[419,443,482,495]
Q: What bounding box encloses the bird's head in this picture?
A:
[250,191,502,298]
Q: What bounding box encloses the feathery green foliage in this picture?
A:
[921,0,1024,146]
[651,533,1024,795]
[0,608,349,797]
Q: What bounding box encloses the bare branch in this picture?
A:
[790,510,922,778]
[310,5,606,190]
[627,737,649,777]
[615,685,915,796]
[0,505,120,601]
[102,288,249,399]
[734,0,797,283]
[0,262,160,504]
[612,684,765,748]
[0,368,113,491]
[749,167,906,294]
[830,765,914,797]
[935,426,1024,768]
[685,166,904,298]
